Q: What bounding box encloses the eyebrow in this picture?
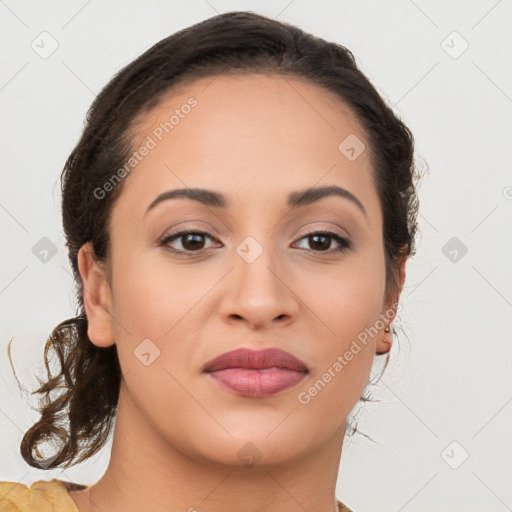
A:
[144,185,367,218]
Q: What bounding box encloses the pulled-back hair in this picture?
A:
[8,11,420,469]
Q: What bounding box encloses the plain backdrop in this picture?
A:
[1,1,511,511]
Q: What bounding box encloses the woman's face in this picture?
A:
[81,73,401,466]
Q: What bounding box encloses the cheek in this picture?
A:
[108,246,230,393]
[110,246,197,333]
[307,243,387,337]
[106,247,192,379]
[295,280,384,424]
[299,248,386,404]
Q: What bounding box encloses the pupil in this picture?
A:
[310,234,329,250]
[183,234,204,250]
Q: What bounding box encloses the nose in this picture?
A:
[218,239,299,330]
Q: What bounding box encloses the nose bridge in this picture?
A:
[219,229,298,327]
[234,232,283,297]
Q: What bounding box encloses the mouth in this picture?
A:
[203,347,309,398]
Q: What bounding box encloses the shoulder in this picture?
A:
[1,481,353,512]
[0,479,85,512]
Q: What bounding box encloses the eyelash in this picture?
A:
[158,228,351,256]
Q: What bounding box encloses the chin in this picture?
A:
[186,429,313,469]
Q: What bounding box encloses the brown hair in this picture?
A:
[8,11,420,469]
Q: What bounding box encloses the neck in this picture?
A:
[72,381,345,512]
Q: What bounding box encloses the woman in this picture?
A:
[1,10,419,512]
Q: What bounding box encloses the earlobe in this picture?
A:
[376,250,407,356]
[376,322,393,355]
[77,242,115,348]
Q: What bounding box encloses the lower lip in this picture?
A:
[207,368,308,398]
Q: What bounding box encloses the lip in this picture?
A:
[203,348,309,398]
[203,347,309,372]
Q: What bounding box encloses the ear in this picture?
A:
[77,242,115,348]
[376,250,407,355]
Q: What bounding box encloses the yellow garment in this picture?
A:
[0,479,83,512]
[0,479,353,511]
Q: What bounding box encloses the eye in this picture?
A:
[293,230,351,254]
[159,229,220,255]
[159,228,351,256]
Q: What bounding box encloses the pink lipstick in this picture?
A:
[203,347,309,398]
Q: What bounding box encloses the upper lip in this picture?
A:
[203,348,309,373]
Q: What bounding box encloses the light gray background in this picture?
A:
[1,1,511,511]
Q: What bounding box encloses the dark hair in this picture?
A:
[8,11,420,469]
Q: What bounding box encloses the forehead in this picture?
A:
[114,73,379,221]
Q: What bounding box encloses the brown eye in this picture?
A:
[294,231,351,253]
[159,230,219,255]
[307,234,331,251]
[178,233,206,251]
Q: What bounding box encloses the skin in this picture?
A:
[70,73,406,512]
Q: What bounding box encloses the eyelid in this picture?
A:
[296,225,350,241]
[293,228,351,252]
[159,229,221,252]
